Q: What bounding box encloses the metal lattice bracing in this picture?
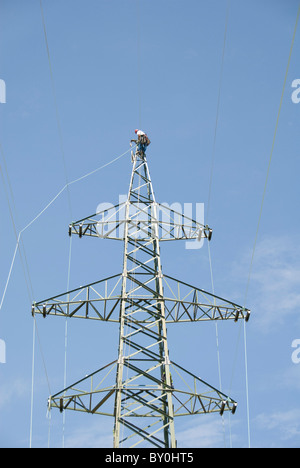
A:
[112,151,176,447]
[32,143,250,448]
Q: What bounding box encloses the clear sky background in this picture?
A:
[0,0,300,448]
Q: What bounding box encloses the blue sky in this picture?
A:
[1,0,300,448]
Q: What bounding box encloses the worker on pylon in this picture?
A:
[134,129,150,155]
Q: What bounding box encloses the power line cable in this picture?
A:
[0,148,52,447]
[205,0,230,448]
[39,0,72,219]
[206,0,230,224]
[136,0,142,127]
[0,146,132,444]
[0,139,132,447]
[228,3,300,449]
[0,146,133,317]
[37,1,75,447]
[244,4,300,308]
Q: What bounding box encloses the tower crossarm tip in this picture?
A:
[169,361,237,417]
[48,360,118,416]
[68,202,127,240]
[31,273,123,322]
[154,203,213,242]
[162,274,250,323]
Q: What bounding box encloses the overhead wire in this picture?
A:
[227,2,300,449]
[39,0,72,219]
[0,143,131,449]
[0,146,33,297]
[0,143,132,448]
[204,0,300,449]
[3,4,133,447]
[206,0,230,223]
[5,0,296,448]
[0,145,52,448]
[243,4,300,308]
[1,9,133,439]
[243,3,300,448]
[0,146,132,318]
[0,149,126,448]
[0,146,34,303]
[206,1,300,446]
[0,146,39,449]
[205,0,230,448]
[37,0,74,447]
[136,0,142,128]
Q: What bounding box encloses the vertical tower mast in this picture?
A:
[113,149,176,447]
[32,138,250,448]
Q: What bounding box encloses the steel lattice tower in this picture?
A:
[32,140,250,448]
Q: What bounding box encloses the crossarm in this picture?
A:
[68,202,213,242]
[163,274,250,323]
[32,273,123,322]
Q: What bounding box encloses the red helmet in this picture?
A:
[135,129,138,134]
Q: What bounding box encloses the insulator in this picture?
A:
[68,225,72,237]
[42,304,47,318]
[220,401,226,416]
[245,310,251,322]
[47,398,51,412]
[234,309,240,322]
[208,229,213,241]
[231,402,237,415]
[31,305,35,317]
[59,398,64,413]
[79,224,83,238]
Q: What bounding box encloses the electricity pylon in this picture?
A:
[32,140,250,448]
